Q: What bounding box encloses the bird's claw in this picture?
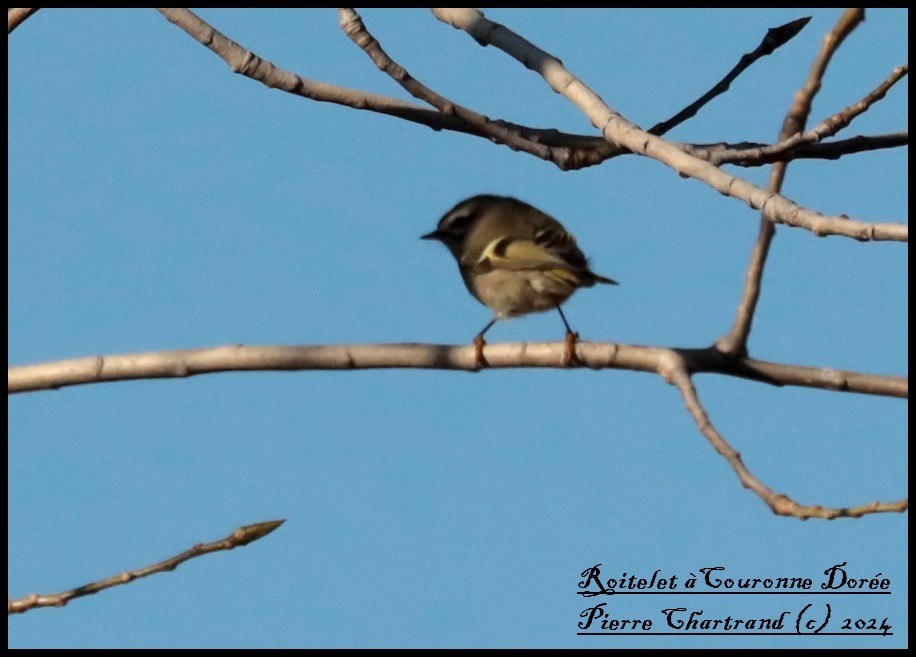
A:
[562,331,581,367]
[473,334,489,369]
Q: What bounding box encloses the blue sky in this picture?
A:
[8,8,907,648]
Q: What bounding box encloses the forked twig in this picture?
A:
[717,8,866,356]
[431,7,907,242]
[713,64,908,166]
[666,362,907,519]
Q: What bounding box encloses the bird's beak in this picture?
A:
[420,230,442,241]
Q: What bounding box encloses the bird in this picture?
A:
[421,194,617,366]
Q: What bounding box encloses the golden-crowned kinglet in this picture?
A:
[422,194,617,365]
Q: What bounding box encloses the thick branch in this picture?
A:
[666,362,907,520]
[431,8,908,243]
[7,342,907,398]
[8,8,39,34]
[7,520,285,615]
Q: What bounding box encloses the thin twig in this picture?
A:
[717,8,865,357]
[690,131,908,166]
[665,361,907,519]
[649,16,812,136]
[431,8,907,243]
[7,342,908,398]
[8,520,285,615]
[8,8,39,34]
[712,64,908,166]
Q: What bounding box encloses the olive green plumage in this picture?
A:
[422,195,617,323]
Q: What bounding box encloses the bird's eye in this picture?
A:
[443,213,475,232]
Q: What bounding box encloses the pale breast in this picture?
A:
[465,269,576,318]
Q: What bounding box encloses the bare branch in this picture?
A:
[336,8,561,165]
[717,8,866,357]
[712,64,908,166]
[7,342,907,399]
[692,131,909,166]
[155,9,901,173]
[339,9,817,169]
[9,337,904,522]
[649,16,812,136]
[8,8,39,34]
[7,520,285,615]
[666,361,907,520]
[9,10,906,528]
[431,7,907,243]
[156,8,618,170]
[154,9,441,123]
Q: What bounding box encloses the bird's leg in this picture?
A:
[556,305,580,367]
[473,318,498,368]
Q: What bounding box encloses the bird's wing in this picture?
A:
[532,224,589,270]
[531,222,617,285]
[475,237,568,271]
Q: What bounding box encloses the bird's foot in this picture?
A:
[473,334,489,369]
[562,331,581,367]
